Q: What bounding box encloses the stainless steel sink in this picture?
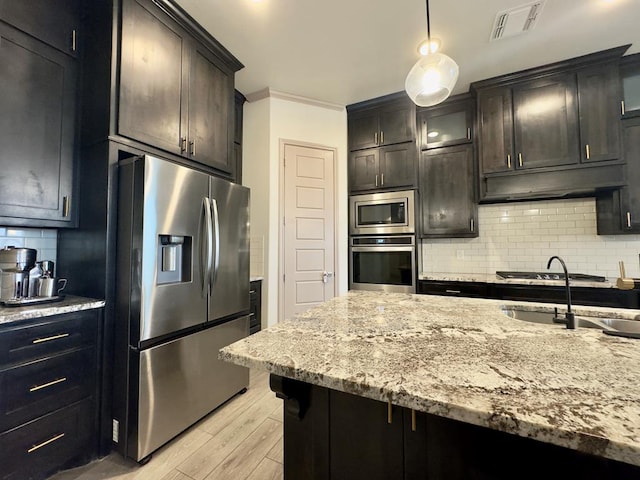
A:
[500,307,640,336]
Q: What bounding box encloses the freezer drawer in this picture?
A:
[130,315,249,462]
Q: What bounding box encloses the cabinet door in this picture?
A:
[419,145,477,237]
[188,44,234,174]
[577,63,621,163]
[513,74,580,169]
[0,23,76,224]
[477,87,514,174]
[620,118,640,231]
[330,390,404,480]
[419,100,472,149]
[0,0,80,56]
[119,0,187,156]
[348,111,379,150]
[378,143,417,189]
[622,57,640,118]
[378,103,415,146]
[349,149,380,192]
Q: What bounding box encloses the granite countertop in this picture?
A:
[420,272,617,288]
[220,291,640,467]
[0,295,105,325]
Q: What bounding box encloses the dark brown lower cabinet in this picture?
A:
[0,308,101,480]
[272,375,640,480]
[249,279,262,335]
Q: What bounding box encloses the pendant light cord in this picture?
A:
[425,0,431,45]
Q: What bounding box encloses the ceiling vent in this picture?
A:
[490,1,545,42]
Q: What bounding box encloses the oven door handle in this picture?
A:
[351,246,414,253]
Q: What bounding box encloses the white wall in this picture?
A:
[243,93,348,327]
[421,198,640,279]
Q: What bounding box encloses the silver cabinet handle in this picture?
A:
[467,127,471,140]
[507,154,511,169]
[585,144,590,160]
[374,132,378,145]
[28,433,65,453]
[387,401,393,424]
[62,196,70,218]
[189,140,196,156]
[380,131,384,144]
[627,212,632,228]
[32,333,69,344]
[381,173,384,186]
[621,100,626,116]
[180,136,187,154]
[411,409,417,432]
[518,153,523,167]
[375,174,379,187]
[445,289,461,294]
[470,218,475,232]
[30,377,67,392]
[71,30,77,52]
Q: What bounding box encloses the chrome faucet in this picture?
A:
[547,256,575,329]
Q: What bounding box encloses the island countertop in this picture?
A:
[220,291,640,467]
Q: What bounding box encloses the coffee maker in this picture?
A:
[0,247,37,301]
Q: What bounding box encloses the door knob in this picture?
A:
[322,271,334,284]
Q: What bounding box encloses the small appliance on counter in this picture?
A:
[0,247,65,306]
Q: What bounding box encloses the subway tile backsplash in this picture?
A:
[0,228,57,264]
[420,198,640,280]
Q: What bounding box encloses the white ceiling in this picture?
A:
[174,0,640,107]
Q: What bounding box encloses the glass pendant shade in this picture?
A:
[405,52,459,107]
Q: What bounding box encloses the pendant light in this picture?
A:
[405,0,459,107]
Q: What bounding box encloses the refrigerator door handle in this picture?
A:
[211,198,221,284]
[202,197,214,294]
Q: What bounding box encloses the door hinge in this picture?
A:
[283,216,286,226]
[283,274,286,283]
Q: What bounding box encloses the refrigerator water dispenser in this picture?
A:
[157,235,191,284]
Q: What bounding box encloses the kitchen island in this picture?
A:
[220,291,640,479]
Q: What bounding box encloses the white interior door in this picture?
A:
[282,143,336,320]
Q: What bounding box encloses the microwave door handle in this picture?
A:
[211,198,221,284]
[202,197,214,295]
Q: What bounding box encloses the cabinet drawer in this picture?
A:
[0,310,97,368]
[0,399,93,480]
[418,281,490,298]
[0,347,96,432]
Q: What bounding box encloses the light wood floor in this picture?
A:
[48,369,283,480]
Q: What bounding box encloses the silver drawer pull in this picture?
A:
[249,290,256,294]
[30,377,67,393]
[445,289,461,294]
[32,333,69,344]
[28,433,65,453]
[249,313,256,318]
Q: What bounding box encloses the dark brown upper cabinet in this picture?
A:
[419,144,477,238]
[118,0,236,175]
[0,11,78,227]
[418,94,473,150]
[621,53,640,119]
[0,0,80,57]
[472,45,629,202]
[577,62,622,163]
[347,92,418,192]
[349,143,417,192]
[348,94,416,151]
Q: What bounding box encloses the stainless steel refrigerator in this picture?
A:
[113,154,250,462]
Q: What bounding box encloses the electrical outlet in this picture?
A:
[456,250,464,260]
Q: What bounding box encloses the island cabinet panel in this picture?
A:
[272,375,640,480]
[0,19,77,227]
[118,0,236,175]
[419,144,477,238]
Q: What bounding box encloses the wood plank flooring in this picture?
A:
[48,369,283,480]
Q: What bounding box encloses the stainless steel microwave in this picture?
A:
[349,190,416,235]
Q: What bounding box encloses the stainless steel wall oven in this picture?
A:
[349,235,416,293]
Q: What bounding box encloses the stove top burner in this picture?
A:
[495,271,606,282]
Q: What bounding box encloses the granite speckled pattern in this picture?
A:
[220,291,640,467]
[419,272,616,288]
[0,295,105,325]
